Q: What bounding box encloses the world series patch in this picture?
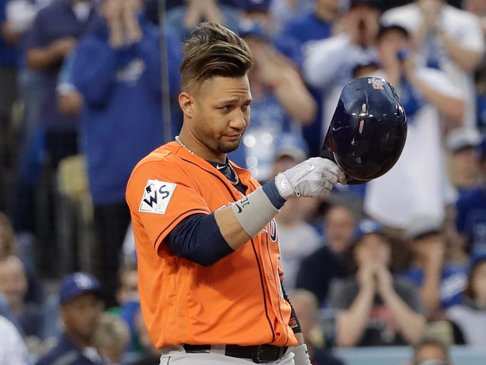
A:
[139,180,176,214]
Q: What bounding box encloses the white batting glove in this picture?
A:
[274,157,345,199]
[289,344,312,365]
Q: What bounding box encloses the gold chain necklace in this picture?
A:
[174,136,240,186]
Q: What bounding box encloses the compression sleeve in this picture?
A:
[166,213,233,266]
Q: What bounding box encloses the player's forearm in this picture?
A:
[214,181,284,250]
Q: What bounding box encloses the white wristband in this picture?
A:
[231,187,279,237]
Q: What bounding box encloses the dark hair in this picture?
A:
[376,24,410,42]
[180,22,253,90]
[413,337,450,365]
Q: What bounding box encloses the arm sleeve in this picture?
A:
[126,159,212,253]
[166,213,233,266]
[303,35,354,89]
[24,8,46,50]
[71,37,121,107]
[137,26,181,98]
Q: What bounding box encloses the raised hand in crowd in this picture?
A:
[104,0,142,48]
[338,4,379,48]
[184,0,222,30]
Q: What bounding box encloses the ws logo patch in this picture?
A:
[139,180,176,214]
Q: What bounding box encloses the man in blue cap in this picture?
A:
[36,272,105,365]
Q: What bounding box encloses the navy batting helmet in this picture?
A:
[321,77,407,184]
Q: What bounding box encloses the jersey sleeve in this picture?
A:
[126,159,211,252]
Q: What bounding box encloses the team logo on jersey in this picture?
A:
[267,219,278,242]
[139,180,176,214]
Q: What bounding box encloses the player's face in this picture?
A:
[190,76,252,157]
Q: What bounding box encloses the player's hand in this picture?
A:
[274,157,345,199]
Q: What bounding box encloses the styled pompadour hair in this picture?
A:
[180,22,254,90]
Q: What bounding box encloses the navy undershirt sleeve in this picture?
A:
[166,213,233,266]
[262,180,286,209]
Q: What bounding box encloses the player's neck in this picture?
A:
[177,129,226,164]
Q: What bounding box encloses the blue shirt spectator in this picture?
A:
[36,273,104,365]
[403,265,468,309]
[70,4,181,306]
[71,17,180,205]
[25,0,95,129]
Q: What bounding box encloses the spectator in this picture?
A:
[330,220,425,347]
[239,22,316,179]
[289,289,344,365]
[455,139,486,255]
[447,255,486,347]
[446,129,482,193]
[165,0,240,43]
[93,313,130,365]
[35,272,104,365]
[0,314,30,365]
[303,0,380,135]
[272,137,321,289]
[363,24,464,229]
[412,336,452,365]
[383,0,485,133]
[0,255,44,339]
[402,219,467,316]
[279,0,338,50]
[70,0,180,307]
[116,261,139,306]
[296,203,357,306]
[18,0,96,277]
[278,0,341,156]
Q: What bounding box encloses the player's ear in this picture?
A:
[179,91,195,119]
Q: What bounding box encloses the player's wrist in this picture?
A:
[262,179,286,209]
[274,173,295,199]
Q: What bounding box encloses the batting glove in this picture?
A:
[275,157,345,199]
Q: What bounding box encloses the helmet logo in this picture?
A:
[369,77,385,90]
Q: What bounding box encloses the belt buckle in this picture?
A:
[252,346,269,364]
[252,345,281,364]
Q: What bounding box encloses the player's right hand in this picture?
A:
[274,157,345,199]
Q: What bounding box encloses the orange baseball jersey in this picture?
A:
[125,141,298,349]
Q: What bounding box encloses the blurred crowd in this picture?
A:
[0,0,485,364]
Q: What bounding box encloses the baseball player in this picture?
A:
[126,22,345,365]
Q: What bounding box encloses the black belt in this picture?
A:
[183,344,288,363]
